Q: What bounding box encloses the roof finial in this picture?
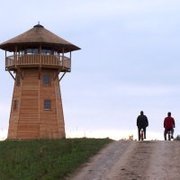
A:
[34,22,44,28]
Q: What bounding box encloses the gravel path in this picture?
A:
[67,140,180,180]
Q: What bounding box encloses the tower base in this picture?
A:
[7,69,65,140]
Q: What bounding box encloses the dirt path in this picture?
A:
[67,140,180,180]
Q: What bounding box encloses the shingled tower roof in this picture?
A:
[0,24,80,53]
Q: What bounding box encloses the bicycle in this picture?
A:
[140,128,144,141]
[167,130,173,141]
[165,129,174,141]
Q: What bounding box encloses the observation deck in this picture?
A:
[5,54,71,72]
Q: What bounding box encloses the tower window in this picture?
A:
[44,99,51,110]
[43,74,51,85]
[16,75,20,86]
[41,49,53,55]
[26,48,39,54]
[13,100,18,111]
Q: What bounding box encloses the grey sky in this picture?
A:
[1,0,180,139]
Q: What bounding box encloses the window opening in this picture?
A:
[16,75,20,86]
[44,99,51,110]
[43,74,51,85]
[13,100,18,111]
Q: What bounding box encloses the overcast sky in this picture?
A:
[1,0,180,140]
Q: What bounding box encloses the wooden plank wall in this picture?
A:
[7,68,65,139]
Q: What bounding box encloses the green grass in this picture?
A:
[0,138,112,180]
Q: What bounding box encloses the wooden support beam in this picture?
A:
[8,71,15,80]
[59,72,66,82]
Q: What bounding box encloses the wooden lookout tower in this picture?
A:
[0,24,80,139]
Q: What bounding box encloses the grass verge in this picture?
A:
[0,138,112,180]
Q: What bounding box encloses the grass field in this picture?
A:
[0,138,112,180]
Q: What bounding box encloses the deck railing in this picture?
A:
[5,54,71,72]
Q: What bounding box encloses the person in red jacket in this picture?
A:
[164,112,175,140]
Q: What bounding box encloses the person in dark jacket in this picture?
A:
[137,111,149,141]
[164,112,175,140]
